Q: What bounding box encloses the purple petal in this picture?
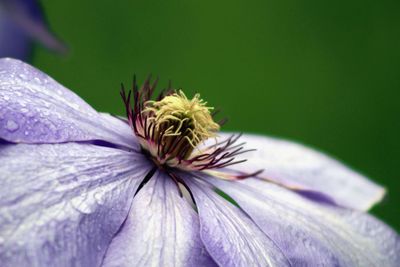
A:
[0,0,67,55]
[214,132,385,210]
[102,171,215,267]
[205,175,400,266]
[0,142,152,267]
[0,5,31,60]
[0,58,138,149]
[184,176,291,267]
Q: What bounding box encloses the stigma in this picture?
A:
[121,76,251,172]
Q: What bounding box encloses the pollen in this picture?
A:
[143,90,220,150]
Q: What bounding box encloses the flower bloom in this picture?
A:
[0,58,399,267]
[0,0,66,59]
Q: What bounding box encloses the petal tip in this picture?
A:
[362,186,386,211]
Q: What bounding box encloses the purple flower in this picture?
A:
[0,0,66,60]
[0,57,399,267]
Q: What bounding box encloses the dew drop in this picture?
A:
[26,111,35,118]
[5,120,19,132]
[71,193,93,214]
[34,77,42,84]
[94,192,105,205]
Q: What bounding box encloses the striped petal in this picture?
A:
[213,132,384,210]
[0,142,152,267]
[102,171,215,267]
[205,175,400,266]
[0,58,137,149]
[184,176,290,267]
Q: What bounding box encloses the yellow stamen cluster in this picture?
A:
[143,90,220,159]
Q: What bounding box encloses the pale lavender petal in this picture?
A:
[213,132,385,210]
[102,171,215,267]
[184,176,290,267]
[205,175,400,266]
[0,0,67,55]
[0,58,137,149]
[0,143,152,267]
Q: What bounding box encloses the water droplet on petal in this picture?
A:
[94,192,105,205]
[5,120,19,132]
[34,77,42,84]
[71,193,94,214]
[26,111,35,118]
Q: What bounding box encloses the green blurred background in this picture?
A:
[33,0,399,230]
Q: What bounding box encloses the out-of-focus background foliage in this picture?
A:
[33,1,399,230]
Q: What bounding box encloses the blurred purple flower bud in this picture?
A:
[0,0,66,60]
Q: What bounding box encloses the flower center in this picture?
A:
[121,76,251,172]
[142,91,219,160]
